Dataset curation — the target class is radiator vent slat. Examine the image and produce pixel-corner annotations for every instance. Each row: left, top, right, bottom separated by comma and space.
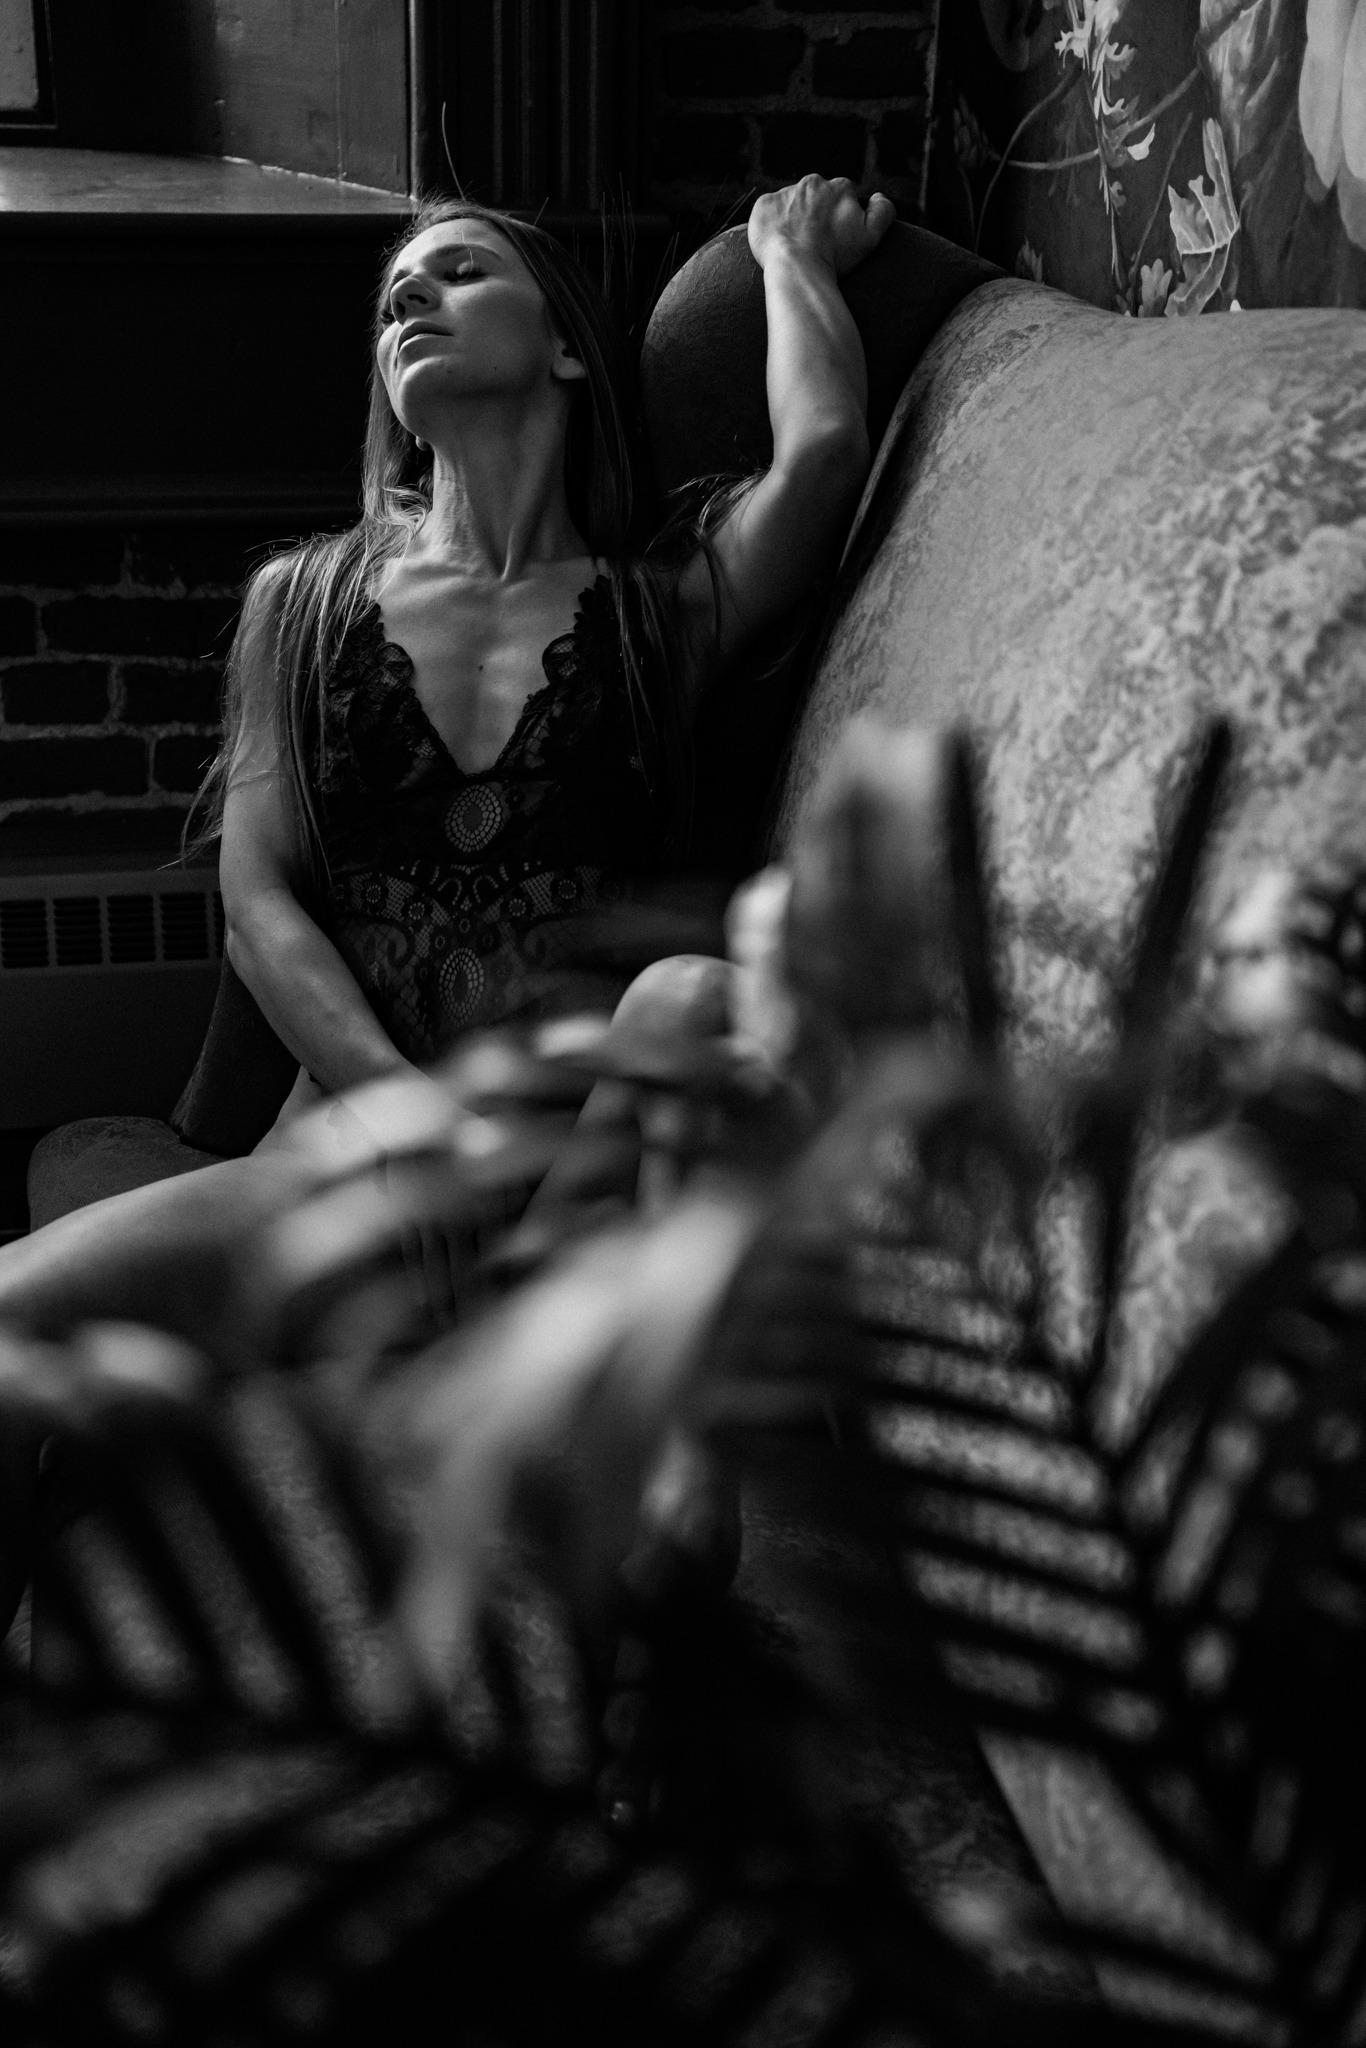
107, 895, 157, 965
0, 899, 49, 970
53, 897, 102, 966
0, 881, 223, 971
159, 893, 209, 961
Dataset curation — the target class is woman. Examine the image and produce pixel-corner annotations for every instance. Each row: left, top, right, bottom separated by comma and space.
0, 174, 892, 1346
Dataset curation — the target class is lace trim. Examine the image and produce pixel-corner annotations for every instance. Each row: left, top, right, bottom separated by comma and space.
322, 574, 621, 796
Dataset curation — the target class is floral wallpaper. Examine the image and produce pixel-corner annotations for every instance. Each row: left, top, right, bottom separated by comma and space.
922, 0, 1366, 313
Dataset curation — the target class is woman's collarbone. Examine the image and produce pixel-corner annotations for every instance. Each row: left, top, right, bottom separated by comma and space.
377, 562, 595, 771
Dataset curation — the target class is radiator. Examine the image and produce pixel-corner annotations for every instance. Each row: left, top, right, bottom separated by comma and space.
0, 861, 223, 1129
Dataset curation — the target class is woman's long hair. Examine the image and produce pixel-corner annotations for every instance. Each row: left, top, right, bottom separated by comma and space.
189, 198, 703, 892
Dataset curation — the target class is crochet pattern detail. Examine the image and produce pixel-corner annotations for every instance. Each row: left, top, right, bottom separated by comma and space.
316, 578, 663, 1060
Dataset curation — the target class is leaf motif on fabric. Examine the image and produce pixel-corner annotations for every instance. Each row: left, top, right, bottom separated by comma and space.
1343, 0, 1366, 178
1293, 0, 1366, 251
1297, 0, 1356, 184
1137, 258, 1173, 315
1199, 0, 1299, 170
1166, 117, 1242, 315
1197, 0, 1366, 292
1015, 239, 1045, 283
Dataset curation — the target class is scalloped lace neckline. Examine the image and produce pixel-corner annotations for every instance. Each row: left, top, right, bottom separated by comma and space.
364, 573, 609, 782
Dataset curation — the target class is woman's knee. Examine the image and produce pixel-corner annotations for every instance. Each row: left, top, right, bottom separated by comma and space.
610, 954, 733, 1047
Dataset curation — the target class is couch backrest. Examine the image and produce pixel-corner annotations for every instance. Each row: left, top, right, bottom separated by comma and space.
640, 221, 1000, 505
773, 280, 1366, 1066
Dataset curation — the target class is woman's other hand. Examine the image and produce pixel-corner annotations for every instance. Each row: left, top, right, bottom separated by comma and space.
748, 175, 895, 279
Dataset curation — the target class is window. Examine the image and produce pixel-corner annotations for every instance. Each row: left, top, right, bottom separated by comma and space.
0, 0, 50, 124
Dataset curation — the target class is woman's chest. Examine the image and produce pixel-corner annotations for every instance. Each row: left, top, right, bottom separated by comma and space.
374, 560, 596, 775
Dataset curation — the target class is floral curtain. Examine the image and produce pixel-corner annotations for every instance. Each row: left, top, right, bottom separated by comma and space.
922, 0, 1366, 314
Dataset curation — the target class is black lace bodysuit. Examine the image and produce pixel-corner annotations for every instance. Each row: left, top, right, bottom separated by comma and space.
316, 575, 666, 1064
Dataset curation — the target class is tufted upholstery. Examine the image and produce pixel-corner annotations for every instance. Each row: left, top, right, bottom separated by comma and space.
776, 279, 1366, 1061
766, 275, 1366, 1421
758, 269, 1366, 1976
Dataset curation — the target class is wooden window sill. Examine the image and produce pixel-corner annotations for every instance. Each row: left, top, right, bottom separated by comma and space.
0, 146, 409, 233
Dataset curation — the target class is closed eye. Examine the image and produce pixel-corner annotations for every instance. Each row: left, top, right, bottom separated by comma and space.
379, 248, 489, 325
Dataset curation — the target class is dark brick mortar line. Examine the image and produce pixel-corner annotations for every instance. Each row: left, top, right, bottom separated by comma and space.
653, 0, 934, 201
0, 796, 196, 820
659, 8, 925, 22
656, 90, 925, 107
0, 669, 223, 734
0, 725, 220, 738
0, 579, 242, 602
655, 118, 925, 197
0, 530, 256, 812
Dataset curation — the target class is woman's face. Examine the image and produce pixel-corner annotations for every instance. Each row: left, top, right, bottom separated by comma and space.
376, 219, 585, 439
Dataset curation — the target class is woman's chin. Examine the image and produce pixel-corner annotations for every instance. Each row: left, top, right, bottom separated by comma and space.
397, 362, 550, 422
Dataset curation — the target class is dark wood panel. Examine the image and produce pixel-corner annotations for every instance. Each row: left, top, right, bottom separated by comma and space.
0, 216, 399, 520
217, 0, 346, 179
338, 0, 410, 194
432, 0, 647, 210
442, 1, 497, 203
212, 0, 407, 190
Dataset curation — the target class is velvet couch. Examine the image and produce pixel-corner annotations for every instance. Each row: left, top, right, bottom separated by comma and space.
650, 230, 1366, 1976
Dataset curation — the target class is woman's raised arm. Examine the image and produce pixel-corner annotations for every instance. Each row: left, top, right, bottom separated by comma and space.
674, 174, 894, 701
218, 566, 421, 1096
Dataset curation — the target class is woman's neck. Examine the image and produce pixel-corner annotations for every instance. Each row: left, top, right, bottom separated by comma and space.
415, 391, 587, 580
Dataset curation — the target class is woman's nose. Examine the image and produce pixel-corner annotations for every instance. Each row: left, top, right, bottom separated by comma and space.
390, 274, 437, 322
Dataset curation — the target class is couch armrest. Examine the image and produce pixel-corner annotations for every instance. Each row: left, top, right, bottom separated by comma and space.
170, 956, 299, 1157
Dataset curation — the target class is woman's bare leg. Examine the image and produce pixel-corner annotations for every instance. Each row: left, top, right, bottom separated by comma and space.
0, 1056, 412, 1349
0, 1151, 315, 1347
0, 1148, 316, 1649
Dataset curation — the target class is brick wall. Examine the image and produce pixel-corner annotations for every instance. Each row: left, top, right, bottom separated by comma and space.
0, 526, 277, 858
651, 2, 936, 226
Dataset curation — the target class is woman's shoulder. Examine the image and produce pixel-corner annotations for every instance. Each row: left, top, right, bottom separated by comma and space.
232, 551, 301, 724
246, 535, 328, 606
243, 529, 356, 618
233, 533, 360, 737
238, 530, 380, 680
